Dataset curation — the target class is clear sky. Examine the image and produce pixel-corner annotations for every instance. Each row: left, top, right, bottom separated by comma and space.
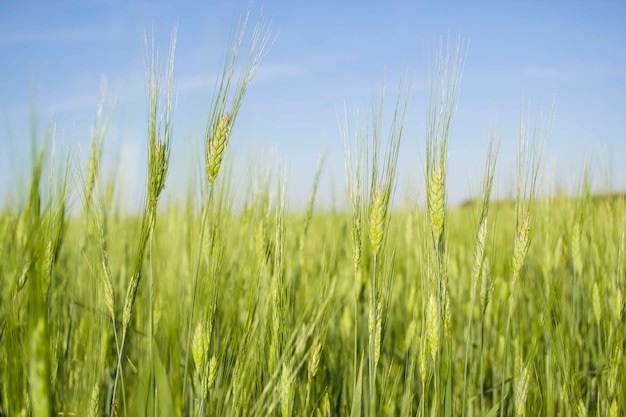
1, 0, 625, 211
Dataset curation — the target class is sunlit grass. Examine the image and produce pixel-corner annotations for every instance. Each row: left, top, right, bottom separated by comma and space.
0, 12, 624, 417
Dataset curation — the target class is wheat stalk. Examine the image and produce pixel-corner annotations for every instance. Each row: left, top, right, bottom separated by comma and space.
500, 105, 549, 417
29, 318, 52, 417
111, 30, 176, 412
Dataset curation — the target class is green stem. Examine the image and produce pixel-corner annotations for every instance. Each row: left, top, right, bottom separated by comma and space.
149, 232, 156, 417
370, 254, 378, 417
462, 281, 478, 417
499, 281, 516, 417
182, 189, 212, 408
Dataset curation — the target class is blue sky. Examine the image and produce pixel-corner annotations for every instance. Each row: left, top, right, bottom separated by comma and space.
1, 0, 625, 210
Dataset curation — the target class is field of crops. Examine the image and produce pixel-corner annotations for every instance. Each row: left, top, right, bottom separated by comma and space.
1, 13, 624, 417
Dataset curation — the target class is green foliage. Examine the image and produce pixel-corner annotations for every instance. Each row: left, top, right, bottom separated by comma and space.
1, 15, 625, 417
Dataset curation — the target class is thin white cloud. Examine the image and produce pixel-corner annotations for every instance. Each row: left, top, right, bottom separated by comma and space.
177, 73, 220, 93
255, 62, 309, 82
521, 62, 626, 81
295, 50, 359, 66
0, 26, 112, 44
521, 66, 564, 80
583, 62, 626, 79
49, 93, 102, 113
176, 62, 308, 94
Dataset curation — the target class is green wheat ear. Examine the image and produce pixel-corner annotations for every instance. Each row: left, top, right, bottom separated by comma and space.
88, 382, 101, 417
369, 188, 385, 257
428, 164, 444, 247
514, 362, 531, 417
511, 214, 531, 285
426, 292, 439, 363
206, 112, 231, 185
308, 341, 323, 380
192, 322, 207, 373
29, 318, 52, 417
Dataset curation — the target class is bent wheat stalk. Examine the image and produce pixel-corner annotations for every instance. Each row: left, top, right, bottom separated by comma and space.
111, 30, 176, 412
182, 8, 272, 407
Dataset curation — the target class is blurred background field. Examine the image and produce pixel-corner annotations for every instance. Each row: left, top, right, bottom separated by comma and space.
1, 2, 625, 417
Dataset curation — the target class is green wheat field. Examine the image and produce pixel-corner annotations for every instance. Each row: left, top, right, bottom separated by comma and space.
1, 12, 624, 417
